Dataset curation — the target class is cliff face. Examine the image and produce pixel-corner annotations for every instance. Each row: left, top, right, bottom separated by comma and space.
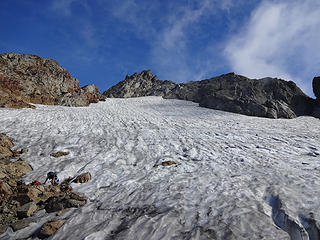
0, 53, 101, 108
166, 73, 313, 119
103, 71, 314, 119
313, 77, 320, 99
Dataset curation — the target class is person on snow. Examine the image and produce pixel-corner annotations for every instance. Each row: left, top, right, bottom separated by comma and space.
44, 171, 60, 185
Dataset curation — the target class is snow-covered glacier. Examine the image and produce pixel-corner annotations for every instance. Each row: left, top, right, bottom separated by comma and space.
0, 96, 319, 240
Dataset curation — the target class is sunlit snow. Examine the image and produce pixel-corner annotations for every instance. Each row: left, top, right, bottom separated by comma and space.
0, 97, 319, 239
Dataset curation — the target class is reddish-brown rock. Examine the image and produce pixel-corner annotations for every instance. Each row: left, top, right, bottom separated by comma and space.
161, 161, 177, 166
0, 90, 35, 109
72, 172, 91, 183
153, 160, 177, 167
50, 151, 69, 158
0, 53, 102, 108
81, 85, 102, 103
15, 185, 62, 205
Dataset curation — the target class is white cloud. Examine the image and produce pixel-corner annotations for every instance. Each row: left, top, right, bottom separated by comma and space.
160, 0, 212, 50
106, 0, 161, 39
150, 0, 219, 82
107, 0, 235, 82
225, 0, 320, 96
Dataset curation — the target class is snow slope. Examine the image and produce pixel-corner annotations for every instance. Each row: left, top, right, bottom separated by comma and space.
0, 96, 319, 240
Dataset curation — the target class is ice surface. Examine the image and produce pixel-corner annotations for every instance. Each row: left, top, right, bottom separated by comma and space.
0, 96, 319, 239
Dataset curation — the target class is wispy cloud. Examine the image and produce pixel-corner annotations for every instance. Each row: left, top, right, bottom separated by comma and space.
49, 0, 99, 50
50, 0, 78, 16
106, 0, 240, 82
106, 0, 161, 39
80, 23, 98, 48
150, 0, 224, 82
225, 0, 320, 96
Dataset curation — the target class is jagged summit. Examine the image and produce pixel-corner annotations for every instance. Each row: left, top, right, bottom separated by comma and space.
125, 70, 158, 81
103, 70, 176, 98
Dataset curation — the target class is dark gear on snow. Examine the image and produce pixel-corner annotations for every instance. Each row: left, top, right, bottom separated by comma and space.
44, 171, 60, 185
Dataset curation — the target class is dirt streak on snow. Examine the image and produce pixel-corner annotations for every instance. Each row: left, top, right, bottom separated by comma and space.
0, 97, 319, 240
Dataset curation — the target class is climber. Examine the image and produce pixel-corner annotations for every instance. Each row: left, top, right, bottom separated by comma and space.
44, 171, 60, 185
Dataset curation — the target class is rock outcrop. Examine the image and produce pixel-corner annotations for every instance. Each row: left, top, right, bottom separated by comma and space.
0, 93, 35, 109
50, 151, 69, 158
72, 172, 91, 183
312, 77, 320, 118
0, 133, 15, 160
38, 219, 66, 239
103, 71, 314, 119
0, 134, 33, 233
17, 202, 38, 218
103, 70, 176, 98
44, 192, 88, 213
0, 53, 102, 108
312, 77, 320, 99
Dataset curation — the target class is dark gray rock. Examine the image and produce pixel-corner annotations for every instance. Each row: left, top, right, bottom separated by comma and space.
17, 202, 38, 219
103, 71, 313, 119
11, 218, 36, 232
45, 192, 87, 213
312, 106, 320, 118
0, 224, 7, 235
103, 70, 176, 98
191, 74, 312, 119
312, 76, 320, 99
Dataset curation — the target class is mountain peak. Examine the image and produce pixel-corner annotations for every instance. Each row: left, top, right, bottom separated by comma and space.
125, 70, 158, 82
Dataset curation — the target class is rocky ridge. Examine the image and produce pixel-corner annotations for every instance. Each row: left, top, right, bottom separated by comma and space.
0, 53, 103, 109
103, 70, 315, 119
1, 52, 317, 119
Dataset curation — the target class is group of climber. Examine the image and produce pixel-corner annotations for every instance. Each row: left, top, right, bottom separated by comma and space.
31, 171, 59, 186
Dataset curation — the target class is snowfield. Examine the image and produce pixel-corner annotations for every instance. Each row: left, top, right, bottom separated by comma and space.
0, 96, 320, 240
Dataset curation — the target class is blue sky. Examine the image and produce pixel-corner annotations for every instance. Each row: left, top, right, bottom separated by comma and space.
1, 0, 319, 97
